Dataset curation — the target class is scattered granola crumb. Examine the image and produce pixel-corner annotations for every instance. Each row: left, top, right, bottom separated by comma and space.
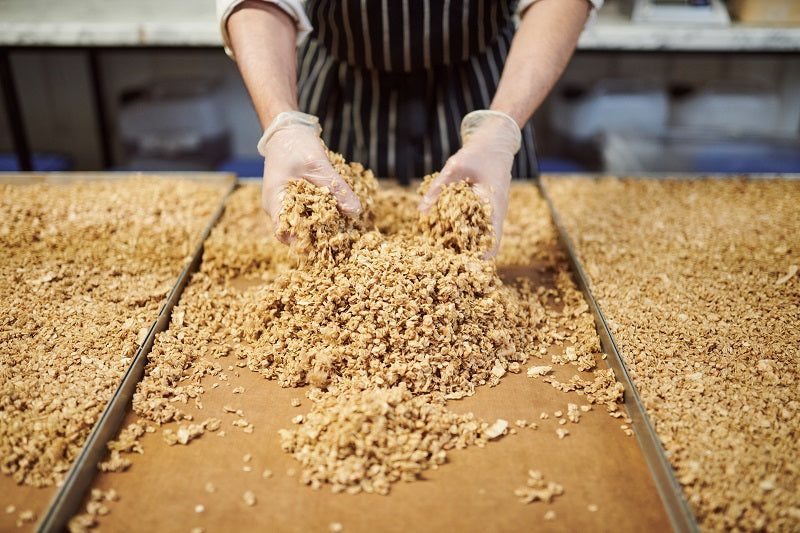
556, 428, 569, 439
204, 482, 216, 493
567, 404, 581, 423
232, 386, 245, 394
243, 491, 256, 507
204, 418, 222, 432
67, 513, 96, 533
162, 423, 206, 446
262, 469, 273, 479
544, 510, 556, 521
514, 470, 564, 504
16, 510, 36, 528
329, 522, 344, 533
527, 365, 552, 377
194, 504, 205, 513
484, 419, 509, 440
243, 453, 252, 463
588, 504, 598, 512
290, 398, 302, 407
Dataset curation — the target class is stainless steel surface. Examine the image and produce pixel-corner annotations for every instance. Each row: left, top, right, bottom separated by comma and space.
538, 178, 700, 533
32, 175, 235, 532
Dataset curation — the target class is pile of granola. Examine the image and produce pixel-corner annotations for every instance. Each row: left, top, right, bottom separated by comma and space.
126, 154, 622, 499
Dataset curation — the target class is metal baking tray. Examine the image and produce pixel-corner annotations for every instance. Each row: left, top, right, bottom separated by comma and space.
535, 173, 800, 533
0, 172, 235, 532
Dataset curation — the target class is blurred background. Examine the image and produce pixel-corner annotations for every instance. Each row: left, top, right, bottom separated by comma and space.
0, 0, 798, 176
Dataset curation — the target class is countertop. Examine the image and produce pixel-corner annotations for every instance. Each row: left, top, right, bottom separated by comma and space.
0, 0, 799, 51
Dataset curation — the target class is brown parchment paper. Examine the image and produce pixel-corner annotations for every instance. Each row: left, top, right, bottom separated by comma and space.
82, 259, 671, 532
0, 478, 49, 531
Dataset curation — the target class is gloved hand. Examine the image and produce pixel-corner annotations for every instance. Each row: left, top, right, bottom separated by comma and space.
418, 110, 521, 257
258, 111, 362, 243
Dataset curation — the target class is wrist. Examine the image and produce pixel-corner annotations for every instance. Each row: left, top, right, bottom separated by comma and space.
461, 110, 522, 154
257, 111, 321, 156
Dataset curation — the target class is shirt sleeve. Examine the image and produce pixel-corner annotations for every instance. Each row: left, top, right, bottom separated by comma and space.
516, 0, 604, 23
216, 0, 313, 59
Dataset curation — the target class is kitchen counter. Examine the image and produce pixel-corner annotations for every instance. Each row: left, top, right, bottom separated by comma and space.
1, 0, 799, 51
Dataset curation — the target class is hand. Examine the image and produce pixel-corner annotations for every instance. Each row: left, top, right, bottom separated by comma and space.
258, 111, 362, 243
418, 110, 521, 257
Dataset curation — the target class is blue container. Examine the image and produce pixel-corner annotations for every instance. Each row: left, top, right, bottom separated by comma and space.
216, 157, 263, 178
0, 153, 73, 172
692, 141, 800, 173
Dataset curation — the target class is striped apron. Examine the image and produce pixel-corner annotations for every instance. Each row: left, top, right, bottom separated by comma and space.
297, 0, 538, 181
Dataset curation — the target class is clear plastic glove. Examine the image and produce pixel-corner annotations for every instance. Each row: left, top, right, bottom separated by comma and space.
257, 111, 362, 243
418, 110, 521, 257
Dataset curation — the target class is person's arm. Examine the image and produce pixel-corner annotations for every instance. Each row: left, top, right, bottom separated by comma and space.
227, 2, 299, 129
490, 0, 591, 127
225, 2, 361, 241
419, 0, 593, 257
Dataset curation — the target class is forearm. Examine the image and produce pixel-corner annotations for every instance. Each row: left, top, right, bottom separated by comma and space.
227, 1, 299, 129
490, 0, 591, 128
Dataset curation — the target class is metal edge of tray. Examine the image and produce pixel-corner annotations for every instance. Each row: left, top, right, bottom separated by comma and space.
537, 171, 800, 181
536, 178, 699, 533
0, 171, 240, 186
36, 178, 237, 533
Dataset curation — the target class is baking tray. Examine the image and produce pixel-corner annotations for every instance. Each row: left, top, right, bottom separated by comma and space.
538, 171, 800, 531
0, 172, 235, 532
69, 181, 674, 533
537, 173, 747, 533
0, 171, 237, 185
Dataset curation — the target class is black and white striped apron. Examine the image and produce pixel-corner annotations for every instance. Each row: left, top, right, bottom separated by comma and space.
297, 0, 538, 180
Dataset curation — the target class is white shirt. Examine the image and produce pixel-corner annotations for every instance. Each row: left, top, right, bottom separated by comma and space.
216, 0, 604, 59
